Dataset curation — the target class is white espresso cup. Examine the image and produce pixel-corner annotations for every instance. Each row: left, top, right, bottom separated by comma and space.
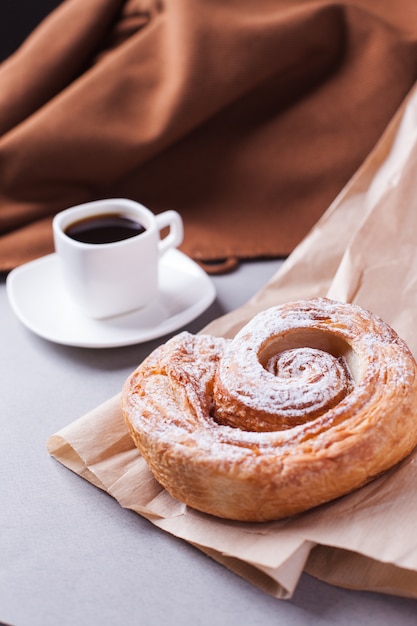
53, 198, 183, 319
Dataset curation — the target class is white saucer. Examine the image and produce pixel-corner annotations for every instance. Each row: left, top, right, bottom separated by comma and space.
6, 250, 216, 348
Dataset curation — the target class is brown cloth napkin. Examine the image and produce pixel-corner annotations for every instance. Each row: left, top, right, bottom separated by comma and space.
48, 81, 417, 599
2, 0, 417, 273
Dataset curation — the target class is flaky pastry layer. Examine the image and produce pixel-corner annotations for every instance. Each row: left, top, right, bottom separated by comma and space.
121, 298, 417, 522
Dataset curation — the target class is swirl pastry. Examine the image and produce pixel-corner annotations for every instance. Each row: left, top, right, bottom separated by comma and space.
121, 298, 417, 522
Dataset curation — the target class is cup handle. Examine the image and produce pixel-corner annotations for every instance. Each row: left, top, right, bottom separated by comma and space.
156, 210, 184, 256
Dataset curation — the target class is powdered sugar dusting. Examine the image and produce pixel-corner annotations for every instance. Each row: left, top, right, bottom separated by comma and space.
123, 298, 417, 463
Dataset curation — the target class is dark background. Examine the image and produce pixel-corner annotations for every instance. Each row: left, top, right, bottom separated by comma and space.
0, 0, 63, 61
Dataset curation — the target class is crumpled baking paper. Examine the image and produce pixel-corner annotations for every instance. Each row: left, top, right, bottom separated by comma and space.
48, 82, 417, 599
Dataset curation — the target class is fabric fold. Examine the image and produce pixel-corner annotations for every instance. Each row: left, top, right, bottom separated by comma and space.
3, 0, 417, 271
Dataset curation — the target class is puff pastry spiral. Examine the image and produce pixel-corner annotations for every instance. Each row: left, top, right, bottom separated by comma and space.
122, 298, 417, 522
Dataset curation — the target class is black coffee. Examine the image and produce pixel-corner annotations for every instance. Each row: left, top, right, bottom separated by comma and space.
65, 213, 146, 244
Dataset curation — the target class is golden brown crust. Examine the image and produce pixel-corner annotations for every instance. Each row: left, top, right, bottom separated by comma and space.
121, 298, 417, 522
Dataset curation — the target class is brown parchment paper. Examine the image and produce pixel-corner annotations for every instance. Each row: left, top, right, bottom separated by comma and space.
48, 82, 417, 600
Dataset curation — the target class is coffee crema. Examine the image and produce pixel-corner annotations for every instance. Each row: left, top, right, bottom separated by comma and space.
65, 213, 146, 244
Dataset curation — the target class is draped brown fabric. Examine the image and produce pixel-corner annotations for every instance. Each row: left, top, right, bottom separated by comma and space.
1, 0, 417, 273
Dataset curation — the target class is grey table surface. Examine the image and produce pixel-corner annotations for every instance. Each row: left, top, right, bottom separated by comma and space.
1, 258, 417, 626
